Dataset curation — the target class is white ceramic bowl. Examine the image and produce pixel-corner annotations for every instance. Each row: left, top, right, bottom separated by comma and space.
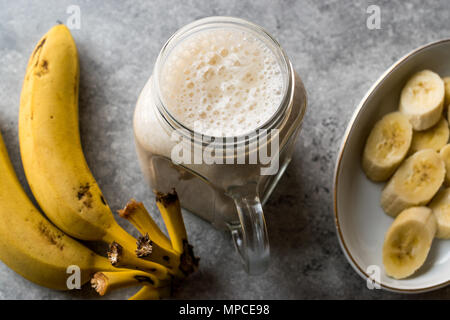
334, 39, 450, 293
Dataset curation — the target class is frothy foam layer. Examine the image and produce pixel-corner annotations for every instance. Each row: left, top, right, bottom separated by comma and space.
160, 28, 284, 137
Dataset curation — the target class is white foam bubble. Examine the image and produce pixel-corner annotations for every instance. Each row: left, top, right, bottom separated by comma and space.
160, 28, 284, 137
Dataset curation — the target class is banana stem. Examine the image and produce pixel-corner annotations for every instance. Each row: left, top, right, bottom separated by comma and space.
91, 270, 170, 296
118, 199, 172, 250
106, 241, 171, 280
136, 234, 186, 279
128, 285, 171, 300
155, 189, 187, 254
105, 220, 180, 271
117, 199, 181, 270
155, 189, 200, 276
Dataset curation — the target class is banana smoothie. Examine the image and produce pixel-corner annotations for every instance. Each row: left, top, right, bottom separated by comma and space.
134, 17, 306, 271
159, 28, 284, 137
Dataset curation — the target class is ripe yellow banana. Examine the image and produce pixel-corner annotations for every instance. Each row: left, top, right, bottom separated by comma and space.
428, 188, 450, 239
91, 269, 170, 296
156, 190, 199, 275
382, 207, 436, 279
399, 70, 445, 131
155, 190, 187, 254
362, 112, 412, 182
380, 149, 445, 217
409, 117, 449, 154
18, 25, 171, 276
0, 130, 120, 290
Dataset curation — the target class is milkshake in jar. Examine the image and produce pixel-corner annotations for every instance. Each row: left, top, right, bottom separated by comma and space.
134, 17, 306, 274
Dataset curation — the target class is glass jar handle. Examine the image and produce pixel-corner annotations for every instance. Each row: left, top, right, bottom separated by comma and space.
227, 184, 270, 275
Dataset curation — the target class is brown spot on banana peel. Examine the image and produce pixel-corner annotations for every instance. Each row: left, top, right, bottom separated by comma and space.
83, 197, 93, 208
38, 221, 65, 251
77, 183, 90, 200
41, 60, 48, 70
32, 38, 46, 59
34, 59, 49, 78
77, 183, 93, 208
26, 39, 47, 121
134, 275, 155, 286
32, 46, 49, 79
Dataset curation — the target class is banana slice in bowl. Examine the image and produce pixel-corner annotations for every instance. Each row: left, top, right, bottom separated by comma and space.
381, 149, 445, 217
362, 112, 412, 182
399, 70, 445, 131
334, 39, 450, 293
383, 207, 437, 280
409, 117, 449, 154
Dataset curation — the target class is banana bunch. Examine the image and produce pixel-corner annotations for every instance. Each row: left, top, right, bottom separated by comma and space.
0, 131, 160, 292
362, 69, 450, 279
19, 24, 174, 278
0, 24, 198, 299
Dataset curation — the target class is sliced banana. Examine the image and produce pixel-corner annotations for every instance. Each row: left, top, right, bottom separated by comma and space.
362, 112, 412, 182
382, 206, 436, 279
409, 117, 449, 154
428, 188, 450, 239
443, 77, 450, 108
381, 149, 445, 217
399, 70, 445, 131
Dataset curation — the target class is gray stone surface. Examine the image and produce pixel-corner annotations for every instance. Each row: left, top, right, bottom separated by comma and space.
0, 0, 449, 299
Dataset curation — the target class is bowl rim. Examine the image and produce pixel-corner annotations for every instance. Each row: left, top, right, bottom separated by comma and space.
333, 38, 450, 294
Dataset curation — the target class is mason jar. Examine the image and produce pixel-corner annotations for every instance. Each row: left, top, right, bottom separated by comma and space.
134, 17, 307, 274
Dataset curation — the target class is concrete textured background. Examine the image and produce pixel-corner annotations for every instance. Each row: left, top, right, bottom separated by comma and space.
0, 0, 449, 299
